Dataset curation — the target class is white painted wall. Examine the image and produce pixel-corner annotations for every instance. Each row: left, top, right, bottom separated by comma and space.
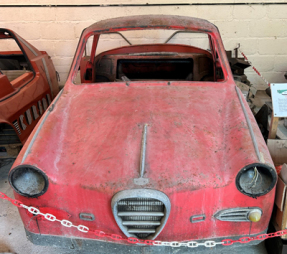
0, 2, 286, 87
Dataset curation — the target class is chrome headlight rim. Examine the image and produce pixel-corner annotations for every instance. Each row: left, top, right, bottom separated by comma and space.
9, 164, 49, 198
235, 163, 277, 198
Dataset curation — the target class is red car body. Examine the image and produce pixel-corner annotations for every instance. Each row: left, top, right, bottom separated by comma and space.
9, 16, 277, 251
0, 29, 59, 157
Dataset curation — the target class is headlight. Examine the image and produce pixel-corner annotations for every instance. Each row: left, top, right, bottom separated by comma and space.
236, 163, 277, 198
9, 165, 49, 198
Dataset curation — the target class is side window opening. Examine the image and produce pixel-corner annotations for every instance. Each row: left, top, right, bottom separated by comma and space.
0, 32, 32, 83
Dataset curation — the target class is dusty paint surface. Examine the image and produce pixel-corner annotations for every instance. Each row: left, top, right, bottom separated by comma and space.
14, 81, 275, 241
11, 16, 276, 243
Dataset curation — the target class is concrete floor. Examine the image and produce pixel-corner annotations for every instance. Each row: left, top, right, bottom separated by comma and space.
0, 159, 269, 254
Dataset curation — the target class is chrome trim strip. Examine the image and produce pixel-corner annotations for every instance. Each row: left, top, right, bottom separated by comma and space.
79, 213, 95, 221
140, 123, 148, 177
122, 221, 161, 226
17, 36, 38, 56
134, 124, 149, 185
235, 86, 261, 162
190, 214, 206, 223
41, 58, 54, 99
118, 211, 164, 216
21, 89, 63, 163
128, 229, 156, 233
214, 207, 262, 222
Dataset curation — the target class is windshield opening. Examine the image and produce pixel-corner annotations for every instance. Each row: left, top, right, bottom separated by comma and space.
74, 29, 225, 84
0, 35, 33, 83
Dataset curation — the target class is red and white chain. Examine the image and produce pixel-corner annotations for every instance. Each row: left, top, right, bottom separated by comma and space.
238, 44, 270, 87
1, 191, 286, 248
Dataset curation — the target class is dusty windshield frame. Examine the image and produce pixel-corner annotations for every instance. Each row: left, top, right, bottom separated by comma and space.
0, 31, 34, 73
83, 30, 212, 58
69, 16, 230, 84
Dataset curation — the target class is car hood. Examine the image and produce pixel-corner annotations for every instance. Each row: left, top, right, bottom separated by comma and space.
18, 81, 272, 194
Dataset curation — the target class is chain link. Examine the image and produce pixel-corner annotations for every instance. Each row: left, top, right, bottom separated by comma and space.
1, 191, 286, 248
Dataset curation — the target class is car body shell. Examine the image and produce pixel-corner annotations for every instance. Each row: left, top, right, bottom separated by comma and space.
0, 29, 59, 151
9, 16, 277, 248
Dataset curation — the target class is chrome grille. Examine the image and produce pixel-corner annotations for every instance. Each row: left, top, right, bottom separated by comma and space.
111, 189, 171, 240
117, 198, 164, 239
214, 207, 262, 222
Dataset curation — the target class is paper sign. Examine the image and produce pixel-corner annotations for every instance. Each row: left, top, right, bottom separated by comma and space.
271, 83, 287, 117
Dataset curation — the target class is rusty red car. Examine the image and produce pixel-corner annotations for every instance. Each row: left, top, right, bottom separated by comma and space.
0, 28, 59, 158
8, 16, 277, 252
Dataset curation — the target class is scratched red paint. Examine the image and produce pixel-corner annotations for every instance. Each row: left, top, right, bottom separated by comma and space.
10, 16, 276, 244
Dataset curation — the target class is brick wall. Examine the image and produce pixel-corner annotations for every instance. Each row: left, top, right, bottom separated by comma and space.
0, 3, 286, 87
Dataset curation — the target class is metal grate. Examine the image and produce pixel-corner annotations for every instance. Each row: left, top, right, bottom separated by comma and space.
214, 207, 261, 222
112, 189, 171, 240
117, 198, 165, 239
0, 123, 21, 144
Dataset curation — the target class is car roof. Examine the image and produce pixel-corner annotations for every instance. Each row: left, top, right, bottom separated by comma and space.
84, 15, 218, 35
